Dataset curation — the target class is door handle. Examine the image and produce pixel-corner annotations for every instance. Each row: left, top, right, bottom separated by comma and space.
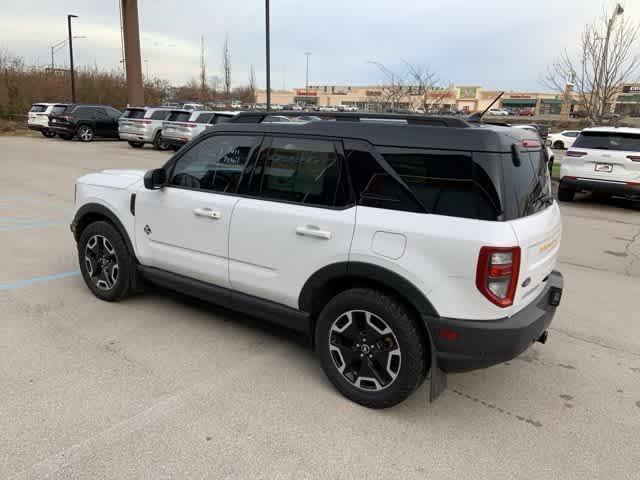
296, 225, 331, 240
193, 207, 221, 220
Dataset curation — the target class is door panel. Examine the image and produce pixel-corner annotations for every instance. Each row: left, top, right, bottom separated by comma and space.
229, 199, 356, 308
135, 187, 237, 287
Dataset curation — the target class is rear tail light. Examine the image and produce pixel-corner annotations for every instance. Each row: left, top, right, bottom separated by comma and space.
566, 150, 587, 157
521, 140, 542, 149
476, 246, 521, 308
175, 122, 197, 128
626, 155, 640, 162
132, 119, 153, 125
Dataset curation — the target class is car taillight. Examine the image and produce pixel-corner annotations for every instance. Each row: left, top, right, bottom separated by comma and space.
566, 150, 587, 157
626, 155, 640, 162
521, 140, 542, 149
476, 246, 521, 308
132, 119, 153, 125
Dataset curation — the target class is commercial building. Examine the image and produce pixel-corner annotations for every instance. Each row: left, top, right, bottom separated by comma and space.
256, 82, 640, 116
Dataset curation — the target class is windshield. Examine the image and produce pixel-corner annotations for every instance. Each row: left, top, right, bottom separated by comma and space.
573, 131, 640, 152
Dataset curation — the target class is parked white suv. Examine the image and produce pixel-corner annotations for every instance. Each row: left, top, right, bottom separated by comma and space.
71, 112, 563, 408
487, 108, 510, 116
27, 103, 68, 137
559, 127, 640, 201
161, 110, 237, 149
548, 130, 581, 150
118, 107, 173, 150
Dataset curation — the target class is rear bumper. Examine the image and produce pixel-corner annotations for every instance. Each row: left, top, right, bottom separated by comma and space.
50, 125, 74, 135
28, 123, 49, 132
560, 177, 640, 197
161, 137, 187, 148
119, 131, 153, 143
427, 271, 563, 373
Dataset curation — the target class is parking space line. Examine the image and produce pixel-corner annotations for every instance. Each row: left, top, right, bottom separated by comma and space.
0, 270, 80, 291
0, 221, 68, 232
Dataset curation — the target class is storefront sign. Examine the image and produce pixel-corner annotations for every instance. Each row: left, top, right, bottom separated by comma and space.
458, 87, 478, 99
622, 85, 640, 93
295, 90, 317, 96
366, 90, 382, 97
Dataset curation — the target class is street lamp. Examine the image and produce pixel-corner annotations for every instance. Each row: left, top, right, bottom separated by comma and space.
596, 3, 624, 115
265, 0, 271, 110
305, 52, 312, 106
67, 14, 78, 103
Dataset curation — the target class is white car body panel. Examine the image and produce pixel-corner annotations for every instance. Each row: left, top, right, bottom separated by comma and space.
549, 130, 581, 149
118, 108, 172, 144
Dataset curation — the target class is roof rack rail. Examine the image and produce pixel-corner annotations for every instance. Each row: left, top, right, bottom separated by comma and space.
228, 111, 471, 128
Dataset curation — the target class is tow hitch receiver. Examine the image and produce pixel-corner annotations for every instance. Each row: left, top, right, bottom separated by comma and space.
537, 330, 549, 344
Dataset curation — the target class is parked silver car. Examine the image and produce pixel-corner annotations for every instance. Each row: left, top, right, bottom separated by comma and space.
160, 110, 237, 149
118, 107, 174, 150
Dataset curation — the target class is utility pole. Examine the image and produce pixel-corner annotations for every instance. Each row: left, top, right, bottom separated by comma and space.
121, 0, 144, 106
305, 52, 311, 106
265, 0, 271, 110
200, 36, 206, 103
67, 14, 78, 103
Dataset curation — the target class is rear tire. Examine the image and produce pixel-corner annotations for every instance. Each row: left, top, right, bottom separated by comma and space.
128, 140, 144, 148
553, 140, 564, 150
153, 131, 170, 151
77, 125, 95, 142
60, 134, 73, 140
77, 221, 135, 302
315, 288, 428, 408
558, 184, 575, 202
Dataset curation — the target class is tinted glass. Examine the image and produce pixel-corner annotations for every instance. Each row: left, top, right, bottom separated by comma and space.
150, 110, 169, 120
29, 105, 47, 113
573, 131, 640, 152
94, 109, 108, 119
169, 135, 257, 193
194, 112, 214, 123
501, 148, 551, 219
51, 105, 68, 115
106, 107, 122, 118
380, 148, 500, 220
123, 108, 145, 119
246, 138, 347, 207
72, 107, 95, 117
212, 115, 233, 124
168, 111, 191, 122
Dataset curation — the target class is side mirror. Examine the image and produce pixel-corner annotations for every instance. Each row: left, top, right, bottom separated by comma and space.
144, 169, 167, 190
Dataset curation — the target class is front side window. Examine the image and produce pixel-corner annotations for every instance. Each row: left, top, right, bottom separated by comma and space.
244, 138, 349, 207
94, 109, 108, 119
168, 135, 258, 193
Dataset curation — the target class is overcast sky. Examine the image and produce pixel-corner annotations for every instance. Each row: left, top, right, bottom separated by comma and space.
1, 0, 638, 91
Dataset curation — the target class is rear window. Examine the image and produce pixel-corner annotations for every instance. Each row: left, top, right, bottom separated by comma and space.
167, 111, 191, 122
122, 108, 146, 119
51, 105, 68, 115
573, 131, 640, 152
29, 104, 48, 113
501, 148, 552, 220
194, 112, 214, 123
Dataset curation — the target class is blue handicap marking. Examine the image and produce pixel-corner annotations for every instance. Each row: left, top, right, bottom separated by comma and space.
0, 270, 81, 291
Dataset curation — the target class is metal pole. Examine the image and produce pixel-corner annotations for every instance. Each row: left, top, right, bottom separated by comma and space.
67, 15, 77, 103
122, 0, 145, 106
51, 46, 54, 70
597, 4, 623, 116
265, 0, 271, 110
305, 52, 311, 106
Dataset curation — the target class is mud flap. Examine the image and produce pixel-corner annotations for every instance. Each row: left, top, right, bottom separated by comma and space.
424, 319, 447, 401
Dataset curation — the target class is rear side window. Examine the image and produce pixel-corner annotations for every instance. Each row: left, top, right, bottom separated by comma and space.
150, 110, 169, 120
573, 131, 640, 152
194, 112, 214, 123
72, 107, 96, 117
501, 148, 551, 219
123, 108, 146, 119
168, 111, 191, 122
379, 148, 500, 220
244, 138, 349, 208
29, 104, 48, 113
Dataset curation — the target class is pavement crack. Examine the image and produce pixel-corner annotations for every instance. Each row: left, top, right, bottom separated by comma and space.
549, 327, 640, 358
451, 389, 543, 428
623, 227, 640, 276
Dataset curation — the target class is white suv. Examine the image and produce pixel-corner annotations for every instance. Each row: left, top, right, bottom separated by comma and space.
27, 103, 68, 137
559, 127, 640, 201
548, 130, 581, 150
161, 110, 237, 149
71, 112, 563, 408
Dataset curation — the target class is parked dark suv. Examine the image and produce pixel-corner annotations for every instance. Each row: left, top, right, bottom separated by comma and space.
49, 105, 122, 141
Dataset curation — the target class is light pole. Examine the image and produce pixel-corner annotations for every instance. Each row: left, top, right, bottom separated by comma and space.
265, 0, 271, 110
597, 3, 624, 116
50, 36, 86, 70
305, 52, 311, 106
67, 14, 78, 103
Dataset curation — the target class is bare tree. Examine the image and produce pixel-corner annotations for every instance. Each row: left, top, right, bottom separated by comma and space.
367, 60, 445, 112
544, 3, 639, 122
248, 65, 256, 104
222, 34, 232, 104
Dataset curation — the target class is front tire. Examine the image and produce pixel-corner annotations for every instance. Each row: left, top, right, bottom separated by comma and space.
77, 125, 95, 142
316, 288, 428, 408
153, 131, 170, 151
78, 221, 134, 302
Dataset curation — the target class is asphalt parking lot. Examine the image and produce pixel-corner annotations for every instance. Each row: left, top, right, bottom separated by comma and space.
1, 135, 639, 480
